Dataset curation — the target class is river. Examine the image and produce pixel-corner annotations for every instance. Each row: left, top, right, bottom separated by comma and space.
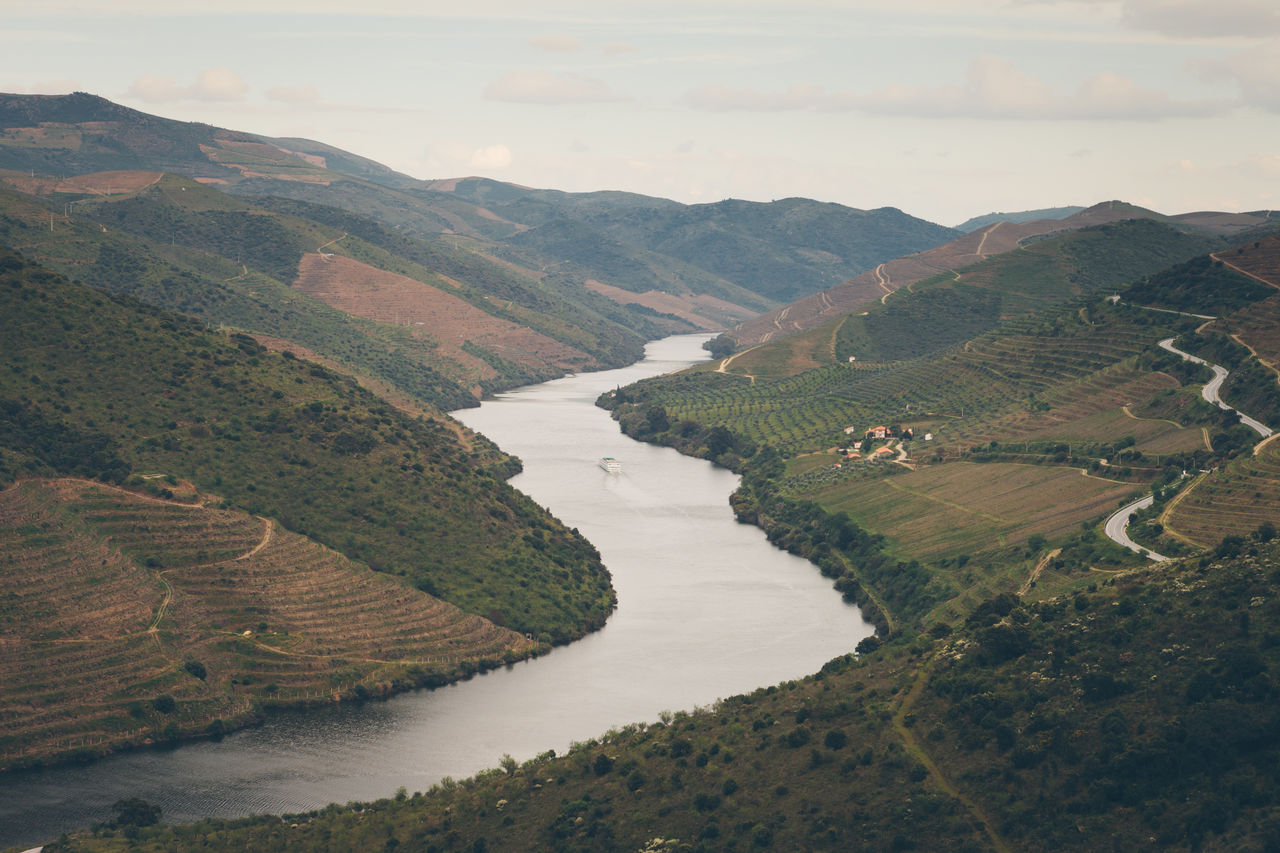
0, 334, 872, 848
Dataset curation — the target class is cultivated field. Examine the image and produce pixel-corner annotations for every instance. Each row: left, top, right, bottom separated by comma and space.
0, 478, 532, 768
809, 462, 1136, 563
1163, 439, 1280, 546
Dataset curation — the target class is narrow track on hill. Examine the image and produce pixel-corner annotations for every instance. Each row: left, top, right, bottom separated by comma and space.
893, 654, 1014, 853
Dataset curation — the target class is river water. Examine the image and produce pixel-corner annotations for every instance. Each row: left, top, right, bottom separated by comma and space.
0, 334, 871, 848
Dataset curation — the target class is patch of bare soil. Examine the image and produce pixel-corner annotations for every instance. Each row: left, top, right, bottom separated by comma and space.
585, 279, 754, 330
293, 253, 596, 381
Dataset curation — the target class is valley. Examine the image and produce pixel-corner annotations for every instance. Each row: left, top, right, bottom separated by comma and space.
2, 90, 1280, 852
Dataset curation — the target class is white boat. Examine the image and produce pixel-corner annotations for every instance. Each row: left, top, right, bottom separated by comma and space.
598, 456, 622, 473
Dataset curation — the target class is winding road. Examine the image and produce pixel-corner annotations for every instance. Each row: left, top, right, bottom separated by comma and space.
1102, 335, 1274, 560
1158, 338, 1273, 437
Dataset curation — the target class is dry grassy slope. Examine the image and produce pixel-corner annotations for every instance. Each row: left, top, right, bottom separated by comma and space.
1163, 438, 1280, 546
583, 278, 757, 330
0, 477, 532, 769
292, 252, 597, 386
730, 201, 1236, 348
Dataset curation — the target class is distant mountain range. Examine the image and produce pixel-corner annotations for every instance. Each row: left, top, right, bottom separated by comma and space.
0, 92, 958, 407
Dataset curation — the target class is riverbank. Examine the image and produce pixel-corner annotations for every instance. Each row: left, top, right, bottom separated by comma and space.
0, 335, 871, 849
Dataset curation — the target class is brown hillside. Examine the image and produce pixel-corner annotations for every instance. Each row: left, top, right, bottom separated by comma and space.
732, 202, 1180, 347
584, 278, 755, 330
1218, 234, 1280, 374
293, 252, 597, 389
0, 168, 161, 196
0, 478, 532, 769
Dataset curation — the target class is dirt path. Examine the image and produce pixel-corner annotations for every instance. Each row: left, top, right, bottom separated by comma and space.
1020, 547, 1062, 596
974, 222, 1001, 258
316, 232, 347, 253
893, 654, 1014, 853
1210, 253, 1280, 291
716, 345, 759, 384
874, 264, 893, 304
237, 517, 274, 560
1158, 472, 1209, 548
1121, 405, 1182, 430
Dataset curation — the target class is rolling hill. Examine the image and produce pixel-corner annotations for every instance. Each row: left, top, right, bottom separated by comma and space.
0, 245, 619, 764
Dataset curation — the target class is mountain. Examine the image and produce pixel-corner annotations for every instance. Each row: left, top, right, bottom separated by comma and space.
0, 92, 960, 360
727, 201, 1275, 349
955, 205, 1084, 232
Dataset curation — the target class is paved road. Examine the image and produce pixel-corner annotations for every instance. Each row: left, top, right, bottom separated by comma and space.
1158, 337, 1274, 437
1105, 494, 1167, 562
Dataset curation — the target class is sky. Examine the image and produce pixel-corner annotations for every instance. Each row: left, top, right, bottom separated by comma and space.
3, 0, 1279, 226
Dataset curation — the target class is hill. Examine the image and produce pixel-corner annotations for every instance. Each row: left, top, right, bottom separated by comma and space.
600, 228, 1276, 631
49, 537, 1280, 852
0, 477, 532, 770
954, 205, 1084, 232
729, 202, 1275, 349
0, 92, 961, 340
0, 246, 613, 648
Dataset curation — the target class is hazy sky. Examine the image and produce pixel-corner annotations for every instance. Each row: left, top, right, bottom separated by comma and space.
4, 0, 1278, 225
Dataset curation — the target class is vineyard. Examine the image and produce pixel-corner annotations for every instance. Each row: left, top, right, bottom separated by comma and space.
1162, 439, 1280, 546
637, 307, 1179, 459
0, 478, 532, 769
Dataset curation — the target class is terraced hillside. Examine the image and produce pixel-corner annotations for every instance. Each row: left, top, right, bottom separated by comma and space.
0, 478, 530, 769
605, 233, 1280, 635
57, 540, 1280, 852
1162, 439, 1280, 546
728, 202, 1242, 348
0, 246, 613, 650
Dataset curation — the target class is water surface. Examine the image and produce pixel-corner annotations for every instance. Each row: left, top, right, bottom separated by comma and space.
0, 334, 871, 847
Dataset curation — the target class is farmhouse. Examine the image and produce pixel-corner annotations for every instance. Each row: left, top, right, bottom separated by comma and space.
868, 425, 889, 440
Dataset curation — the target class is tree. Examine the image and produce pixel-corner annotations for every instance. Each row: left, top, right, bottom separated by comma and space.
111, 797, 161, 827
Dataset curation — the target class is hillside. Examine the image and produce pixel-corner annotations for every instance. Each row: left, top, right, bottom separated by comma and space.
730, 202, 1273, 349
601, 230, 1277, 631
955, 205, 1084, 232
0, 93, 962, 336
49, 537, 1280, 852
0, 247, 614, 650
0, 477, 531, 770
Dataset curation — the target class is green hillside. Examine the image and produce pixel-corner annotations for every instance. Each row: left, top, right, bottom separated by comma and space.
0, 246, 613, 644
601, 227, 1276, 632
50, 537, 1280, 852
0, 184, 481, 409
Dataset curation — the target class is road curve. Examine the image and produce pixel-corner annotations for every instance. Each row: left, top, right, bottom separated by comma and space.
1158, 338, 1274, 437
1104, 495, 1168, 562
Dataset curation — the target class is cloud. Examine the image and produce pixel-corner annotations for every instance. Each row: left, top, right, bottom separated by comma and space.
530, 34, 581, 52
470, 144, 513, 169
190, 67, 250, 101
602, 42, 637, 56
1119, 0, 1280, 38
484, 70, 627, 104
126, 67, 248, 104
684, 55, 1226, 120
1190, 42, 1280, 112
266, 84, 323, 104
